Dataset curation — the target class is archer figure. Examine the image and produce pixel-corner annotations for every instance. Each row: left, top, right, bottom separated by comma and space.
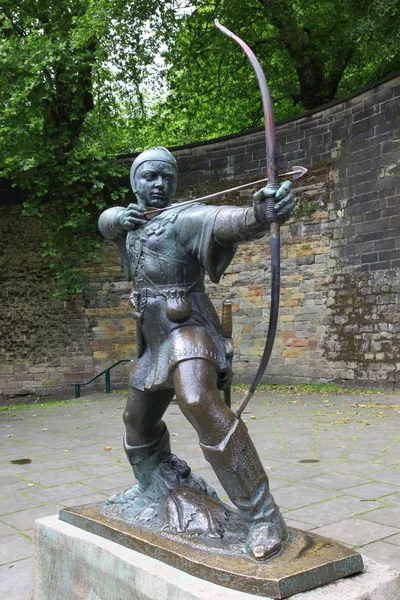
99, 146, 295, 559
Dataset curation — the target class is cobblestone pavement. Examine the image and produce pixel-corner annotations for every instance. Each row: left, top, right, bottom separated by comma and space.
1, 389, 400, 599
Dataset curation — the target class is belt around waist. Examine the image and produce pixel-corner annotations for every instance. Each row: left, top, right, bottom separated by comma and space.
136, 284, 204, 298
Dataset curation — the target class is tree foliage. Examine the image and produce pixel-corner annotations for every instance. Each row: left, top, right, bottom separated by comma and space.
0, 0, 175, 296
153, 0, 400, 144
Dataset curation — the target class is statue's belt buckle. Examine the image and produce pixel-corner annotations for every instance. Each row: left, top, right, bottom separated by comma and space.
162, 287, 187, 300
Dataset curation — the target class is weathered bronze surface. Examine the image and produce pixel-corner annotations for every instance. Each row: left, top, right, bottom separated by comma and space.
60, 502, 364, 599
97, 144, 295, 561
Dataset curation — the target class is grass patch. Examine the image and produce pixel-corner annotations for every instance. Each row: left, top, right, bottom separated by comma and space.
231, 382, 393, 396
0, 399, 78, 412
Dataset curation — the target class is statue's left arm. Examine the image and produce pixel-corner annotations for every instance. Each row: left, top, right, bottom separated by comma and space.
213, 180, 294, 246
98, 206, 145, 282
98, 204, 147, 240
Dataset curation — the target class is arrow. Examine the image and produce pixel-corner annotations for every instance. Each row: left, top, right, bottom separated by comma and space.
144, 166, 307, 220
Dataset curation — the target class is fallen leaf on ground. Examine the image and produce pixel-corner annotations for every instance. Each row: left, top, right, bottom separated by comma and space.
103, 446, 112, 451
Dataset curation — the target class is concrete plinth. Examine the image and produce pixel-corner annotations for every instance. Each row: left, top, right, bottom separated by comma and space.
33, 515, 400, 600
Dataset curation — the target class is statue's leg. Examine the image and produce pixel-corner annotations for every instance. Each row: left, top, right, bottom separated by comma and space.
173, 359, 286, 560
121, 387, 189, 494
123, 386, 172, 447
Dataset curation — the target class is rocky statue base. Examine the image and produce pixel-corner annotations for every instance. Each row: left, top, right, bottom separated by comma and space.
101, 457, 237, 540
34, 515, 400, 600
58, 493, 363, 599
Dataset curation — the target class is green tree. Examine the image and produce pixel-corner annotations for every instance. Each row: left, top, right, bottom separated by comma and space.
0, 0, 176, 296
152, 0, 400, 144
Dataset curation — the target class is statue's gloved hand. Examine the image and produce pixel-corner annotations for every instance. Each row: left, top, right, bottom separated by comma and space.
119, 203, 147, 230
253, 180, 295, 226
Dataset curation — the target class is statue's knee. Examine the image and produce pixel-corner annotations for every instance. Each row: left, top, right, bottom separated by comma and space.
123, 409, 133, 426
123, 406, 142, 429
178, 389, 203, 415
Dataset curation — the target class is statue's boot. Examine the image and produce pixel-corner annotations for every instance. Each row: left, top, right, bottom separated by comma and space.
108, 424, 191, 503
200, 418, 286, 560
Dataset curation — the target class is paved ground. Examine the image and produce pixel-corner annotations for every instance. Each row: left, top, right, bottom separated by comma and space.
1, 388, 400, 599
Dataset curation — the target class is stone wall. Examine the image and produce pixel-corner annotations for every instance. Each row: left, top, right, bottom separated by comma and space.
0, 73, 399, 402
0, 209, 134, 401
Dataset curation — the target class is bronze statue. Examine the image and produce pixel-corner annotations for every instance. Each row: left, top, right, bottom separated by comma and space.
98, 146, 295, 560
60, 24, 364, 596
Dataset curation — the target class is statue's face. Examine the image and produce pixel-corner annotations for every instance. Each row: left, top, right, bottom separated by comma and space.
134, 161, 177, 209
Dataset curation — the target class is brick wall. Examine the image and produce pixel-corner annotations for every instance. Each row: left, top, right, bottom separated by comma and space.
0, 73, 399, 401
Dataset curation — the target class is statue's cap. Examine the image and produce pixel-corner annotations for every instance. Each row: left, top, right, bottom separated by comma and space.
130, 146, 178, 190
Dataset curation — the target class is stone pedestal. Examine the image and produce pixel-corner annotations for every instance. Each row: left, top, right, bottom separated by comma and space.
33, 515, 400, 600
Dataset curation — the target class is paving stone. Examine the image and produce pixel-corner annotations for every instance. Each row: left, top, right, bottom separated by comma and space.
386, 533, 400, 547
380, 491, 400, 506
15, 457, 86, 472
305, 473, 371, 490
2, 503, 61, 531
282, 517, 317, 531
0, 465, 30, 477
272, 484, 339, 510
0, 475, 26, 487
250, 458, 286, 471
371, 469, 400, 485
0, 494, 43, 516
267, 476, 298, 489
312, 517, 400, 546
18, 468, 93, 487
63, 454, 116, 466
76, 463, 129, 477
60, 492, 109, 508
0, 480, 39, 498
0, 522, 17, 538
267, 464, 327, 481
25, 483, 99, 504
0, 533, 32, 565
346, 482, 400, 499
322, 462, 383, 476
286, 496, 379, 527
82, 471, 138, 492
360, 540, 400, 570
344, 451, 381, 461
0, 557, 32, 600
361, 506, 400, 528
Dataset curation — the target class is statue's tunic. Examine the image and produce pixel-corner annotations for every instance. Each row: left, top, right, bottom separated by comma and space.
99, 203, 263, 392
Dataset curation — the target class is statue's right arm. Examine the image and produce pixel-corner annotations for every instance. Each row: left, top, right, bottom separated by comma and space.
98, 204, 147, 239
